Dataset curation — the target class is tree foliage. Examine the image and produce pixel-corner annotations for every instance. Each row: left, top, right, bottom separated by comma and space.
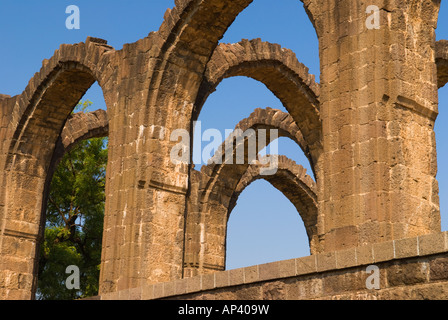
37, 101, 108, 300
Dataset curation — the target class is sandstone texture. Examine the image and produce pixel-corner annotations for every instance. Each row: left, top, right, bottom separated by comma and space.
0, 0, 447, 300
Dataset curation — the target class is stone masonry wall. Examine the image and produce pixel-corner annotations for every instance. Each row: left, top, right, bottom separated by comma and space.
98, 231, 448, 300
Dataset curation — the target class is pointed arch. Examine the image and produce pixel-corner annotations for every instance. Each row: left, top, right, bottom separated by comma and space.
196, 39, 320, 114
185, 153, 317, 275
184, 107, 319, 276
229, 155, 318, 250
48, 109, 109, 203
56, 109, 109, 160
156, 0, 320, 65
195, 39, 321, 167
3, 38, 114, 172
145, 0, 321, 146
201, 107, 316, 202
0, 38, 115, 299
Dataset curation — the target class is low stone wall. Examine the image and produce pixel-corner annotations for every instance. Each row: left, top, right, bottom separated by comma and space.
98, 231, 448, 300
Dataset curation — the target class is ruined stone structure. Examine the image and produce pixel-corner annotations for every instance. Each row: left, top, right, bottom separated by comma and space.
1, 0, 448, 300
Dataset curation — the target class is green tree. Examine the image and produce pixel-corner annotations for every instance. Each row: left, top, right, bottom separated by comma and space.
37, 101, 108, 300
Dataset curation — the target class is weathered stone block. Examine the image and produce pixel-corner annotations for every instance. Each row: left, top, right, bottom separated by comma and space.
335, 247, 357, 269
243, 265, 259, 284
394, 237, 418, 259
295, 255, 317, 275
356, 244, 374, 266
419, 232, 446, 256
317, 252, 336, 272
278, 259, 296, 278
429, 256, 448, 281
215, 271, 229, 288
373, 241, 395, 263
186, 276, 201, 294
259, 262, 281, 281
386, 261, 429, 287
228, 268, 244, 286
262, 281, 286, 300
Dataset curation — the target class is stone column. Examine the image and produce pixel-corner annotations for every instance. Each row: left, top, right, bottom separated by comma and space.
99, 37, 191, 294
315, 0, 441, 251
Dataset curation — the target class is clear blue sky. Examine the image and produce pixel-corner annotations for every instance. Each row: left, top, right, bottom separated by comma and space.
0, 1, 447, 271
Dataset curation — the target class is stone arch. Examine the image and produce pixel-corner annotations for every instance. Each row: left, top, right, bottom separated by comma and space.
46, 108, 109, 215
194, 39, 321, 167
437, 40, 448, 89
228, 155, 318, 252
46, 108, 109, 190
206, 106, 313, 170
43, 108, 109, 222
55, 109, 109, 163
184, 107, 318, 275
156, 0, 320, 62
195, 39, 320, 114
0, 38, 115, 299
201, 107, 316, 203
185, 153, 317, 275
141, 5, 323, 280
145, 0, 321, 140
4, 38, 113, 171
38, 109, 109, 298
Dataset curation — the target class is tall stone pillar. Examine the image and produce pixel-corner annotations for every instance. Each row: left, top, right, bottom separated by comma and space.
315, 0, 441, 251
99, 38, 189, 294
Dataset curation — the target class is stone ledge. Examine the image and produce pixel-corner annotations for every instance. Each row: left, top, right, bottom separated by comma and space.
99, 231, 448, 300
